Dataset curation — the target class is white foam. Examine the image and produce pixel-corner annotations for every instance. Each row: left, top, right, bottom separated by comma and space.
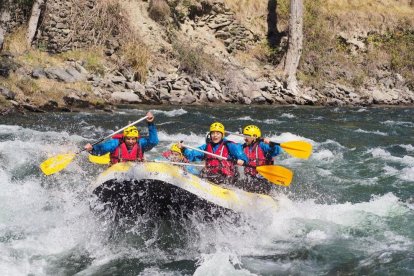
0, 173, 102, 275
355, 129, 388, 136
280, 113, 295, 119
383, 165, 398, 175
152, 108, 188, 117
319, 139, 347, 149
184, 192, 411, 268
238, 116, 253, 121
263, 193, 410, 252
306, 230, 329, 244
194, 252, 254, 276
269, 132, 313, 144
263, 119, 284, 124
0, 124, 114, 274
400, 144, 414, 152
318, 168, 332, 176
312, 149, 337, 161
367, 148, 414, 165
236, 116, 284, 125
157, 131, 205, 145
399, 166, 414, 181
368, 148, 391, 158
311, 116, 324, 120
381, 120, 414, 127
0, 125, 21, 134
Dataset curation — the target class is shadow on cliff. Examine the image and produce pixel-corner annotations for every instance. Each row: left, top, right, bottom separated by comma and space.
267, 0, 286, 48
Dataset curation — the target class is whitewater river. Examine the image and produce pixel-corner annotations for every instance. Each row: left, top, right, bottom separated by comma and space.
0, 106, 413, 275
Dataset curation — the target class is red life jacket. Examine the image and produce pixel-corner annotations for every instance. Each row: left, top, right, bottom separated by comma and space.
162, 151, 189, 163
205, 141, 235, 177
110, 134, 144, 164
243, 142, 273, 176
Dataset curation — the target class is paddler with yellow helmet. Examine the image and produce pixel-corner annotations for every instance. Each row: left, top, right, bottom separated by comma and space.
239, 124, 282, 194
162, 143, 189, 163
84, 111, 158, 164
179, 122, 248, 184
161, 143, 200, 175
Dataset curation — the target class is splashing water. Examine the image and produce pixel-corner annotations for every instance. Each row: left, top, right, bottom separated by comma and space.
0, 106, 413, 275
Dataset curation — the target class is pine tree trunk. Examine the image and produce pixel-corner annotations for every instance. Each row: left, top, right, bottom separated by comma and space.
26, 0, 46, 48
283, 0, 303, 95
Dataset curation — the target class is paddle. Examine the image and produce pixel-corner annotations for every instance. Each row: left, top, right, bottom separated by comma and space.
152, 160, 205, 167
181, 143, 293, 186
88, 152, 110, 164
40, 116, 148, 175
225, 131, 312, 159
87, 158, 205, 167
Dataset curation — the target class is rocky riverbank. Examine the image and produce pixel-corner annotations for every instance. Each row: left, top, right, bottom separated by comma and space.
1, 53, 414, 115
1, 0, 413, 114
2, 46, 414, 115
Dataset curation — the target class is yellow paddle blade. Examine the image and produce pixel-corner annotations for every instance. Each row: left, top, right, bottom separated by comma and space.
256, 165, 293, 187
280, 141, 313, 159
40, 153, 76, 176
88, 153, 110, 165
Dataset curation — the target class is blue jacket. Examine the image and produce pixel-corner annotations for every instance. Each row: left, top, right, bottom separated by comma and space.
91, 123, 159, 155
243, 141, 282, 161
183, 138, 248, 163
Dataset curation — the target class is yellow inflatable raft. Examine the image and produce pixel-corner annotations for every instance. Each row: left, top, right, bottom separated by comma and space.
88, 162, 278, 220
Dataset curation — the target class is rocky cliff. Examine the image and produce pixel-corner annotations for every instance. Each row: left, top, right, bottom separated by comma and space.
0, 0, 413, 114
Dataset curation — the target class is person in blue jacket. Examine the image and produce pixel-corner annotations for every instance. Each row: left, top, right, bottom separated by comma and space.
239, 124, 282, 194
179, 122, 248, 185
84, 111, 158, 164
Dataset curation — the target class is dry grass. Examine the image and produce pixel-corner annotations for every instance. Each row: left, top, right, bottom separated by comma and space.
3, 28, 107, 75
325, 0, 414, 15
148, 0, 171, 23
59, 48, 107, 75
323, 0, 414, 32
68, 0, 131, 46
16, 49, 64, 69
366, 31, 414, 88
170, 0, 414, 89
0, 94, 12, 109
223, 0, 414, 41
4, 28, 69, 69
3, 27, 29, 55
298, 0, 414, 88
66, 0, 151, 79
1, 73, 95, 106
223, 0, 270, 36
172, 36, 223, 77
118, 40, 150, 82
243, 40, 284, 65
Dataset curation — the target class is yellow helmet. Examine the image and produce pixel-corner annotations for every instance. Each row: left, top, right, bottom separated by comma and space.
209, 122, 225, 135
243, 125, 261, 138
123, 126, 139, 138
170, 143, 182, 155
